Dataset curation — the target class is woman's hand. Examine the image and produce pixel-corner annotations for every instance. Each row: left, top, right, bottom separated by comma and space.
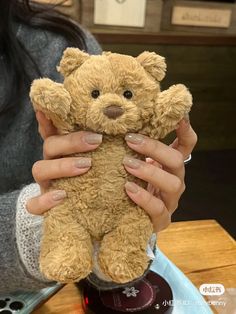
123, 116, 197, 232
26, 111, 102, 215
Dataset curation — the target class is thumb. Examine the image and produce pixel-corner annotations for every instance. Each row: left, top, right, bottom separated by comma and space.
36, 111, 58, 140
171, 115, 198, 158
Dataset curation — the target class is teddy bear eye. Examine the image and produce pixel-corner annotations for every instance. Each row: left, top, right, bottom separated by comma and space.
91, 90, 100, 99
123, 90, 133, 99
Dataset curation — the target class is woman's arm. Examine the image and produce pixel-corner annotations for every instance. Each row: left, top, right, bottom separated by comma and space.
0, 189, 55, 293
0, 24, 102, 293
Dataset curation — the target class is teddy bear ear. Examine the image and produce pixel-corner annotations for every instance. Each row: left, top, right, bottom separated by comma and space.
57, 47, 90, 77
136, 51, 167, 82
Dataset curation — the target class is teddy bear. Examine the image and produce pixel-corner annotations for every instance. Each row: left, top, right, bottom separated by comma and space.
30, 48, 192, 284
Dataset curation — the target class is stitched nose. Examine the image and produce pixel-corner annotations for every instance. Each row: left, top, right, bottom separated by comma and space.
103, 105, 124, 119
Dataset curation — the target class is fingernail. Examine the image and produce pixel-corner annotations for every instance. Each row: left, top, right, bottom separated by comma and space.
123, 156, 141, 169
183, 113, 190, 123
84, 133, 103, 145
74, 158, 91, 168
52, 190, 67, 201
176, 113, 190, 130
175, 123, 180, 130
125, 181, 139, 193
125, 133, 144, 144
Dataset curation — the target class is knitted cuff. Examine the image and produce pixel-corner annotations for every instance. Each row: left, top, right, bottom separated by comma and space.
16, 183, 50, 283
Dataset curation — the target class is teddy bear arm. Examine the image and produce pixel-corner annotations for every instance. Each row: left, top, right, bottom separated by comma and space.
146, 84, 192, 139
30, 78, 73, 132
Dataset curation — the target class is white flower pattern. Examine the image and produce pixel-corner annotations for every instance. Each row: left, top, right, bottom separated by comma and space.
122, 286, 140, 298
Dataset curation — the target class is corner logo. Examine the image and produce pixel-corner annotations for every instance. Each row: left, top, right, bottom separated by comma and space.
199, 284, 225, 296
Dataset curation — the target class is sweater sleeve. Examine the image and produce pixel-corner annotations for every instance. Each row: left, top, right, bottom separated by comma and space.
83, 29, 103, 55
0, 185, 55, 293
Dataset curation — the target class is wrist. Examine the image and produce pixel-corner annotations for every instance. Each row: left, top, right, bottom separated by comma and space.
16, 183, 51, 283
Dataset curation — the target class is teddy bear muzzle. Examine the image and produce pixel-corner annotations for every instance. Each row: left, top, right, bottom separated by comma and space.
103, 105, 124, 119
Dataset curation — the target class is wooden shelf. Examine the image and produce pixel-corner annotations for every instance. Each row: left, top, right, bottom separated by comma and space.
91, 29, 236, 46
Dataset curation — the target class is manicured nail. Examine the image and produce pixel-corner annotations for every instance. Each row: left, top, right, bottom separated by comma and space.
175, 123, 180, 130
52, 190, 67, 201
125, 181, 139, 193
84, 133, 102, 145
176, 113, 190, 130
183, 113, 190, 123
123, 156, 141, 169
74, 158, 91, 168
125, 133, 144, 144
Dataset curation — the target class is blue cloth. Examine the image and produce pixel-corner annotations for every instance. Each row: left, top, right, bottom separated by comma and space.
150, 248, 213, 314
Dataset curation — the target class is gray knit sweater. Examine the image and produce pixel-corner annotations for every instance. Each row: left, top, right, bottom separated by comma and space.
0, 22, 101, 293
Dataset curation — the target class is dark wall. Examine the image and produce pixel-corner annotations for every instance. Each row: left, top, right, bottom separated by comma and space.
101, 43, 236, 151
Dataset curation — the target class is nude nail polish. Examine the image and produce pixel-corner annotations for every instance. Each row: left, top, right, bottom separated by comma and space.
125, 133, 144, 144
52, 190, 67, 201
125, 181, 139, 193
84, 133, 103, 145
123, 156, 141, 169
74, 158, 91, 168
183, 113, 190, 123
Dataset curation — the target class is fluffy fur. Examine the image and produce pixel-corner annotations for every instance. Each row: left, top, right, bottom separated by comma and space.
30, 49, 192, 283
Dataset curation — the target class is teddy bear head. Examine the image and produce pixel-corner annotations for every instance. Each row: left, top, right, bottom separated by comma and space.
57, 48, 166, 136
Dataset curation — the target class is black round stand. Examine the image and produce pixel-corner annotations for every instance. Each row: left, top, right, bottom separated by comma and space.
81, 271, 173, 314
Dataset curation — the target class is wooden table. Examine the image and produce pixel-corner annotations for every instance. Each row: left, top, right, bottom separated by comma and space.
34, 220, 236, 314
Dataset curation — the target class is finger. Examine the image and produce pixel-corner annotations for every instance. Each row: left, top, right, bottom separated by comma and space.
36, 111, 58, 139
124, 181, 171, 232
125, 133, 185, 180
145, 158, 161, 168
26, 190, 67, 215
124, 156, 184, 212
32, 157, 91, 187
160, 188, 184, 215
147, 182, 182, 215
123, 156, 183, 196
171, 117, 198, 159
43, 131, 103, 159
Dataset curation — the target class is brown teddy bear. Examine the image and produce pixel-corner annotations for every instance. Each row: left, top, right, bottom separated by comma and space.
30, 48, 192, 284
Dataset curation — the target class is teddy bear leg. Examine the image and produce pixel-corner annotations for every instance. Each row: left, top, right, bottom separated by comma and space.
98, 210, 153, 283
40, 203, 93, 283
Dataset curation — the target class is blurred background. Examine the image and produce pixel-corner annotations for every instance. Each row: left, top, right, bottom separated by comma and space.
36, 0, 236, 238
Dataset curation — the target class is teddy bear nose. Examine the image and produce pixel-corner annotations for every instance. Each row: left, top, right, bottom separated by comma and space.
103, 105, 124, 119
